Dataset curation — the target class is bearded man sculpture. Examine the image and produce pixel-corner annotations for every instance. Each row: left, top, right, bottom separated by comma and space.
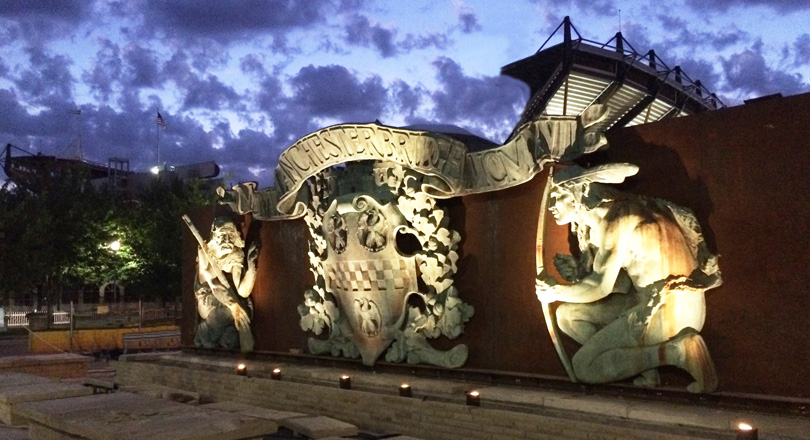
536, 163, 721, 393
194, 217, 258, 352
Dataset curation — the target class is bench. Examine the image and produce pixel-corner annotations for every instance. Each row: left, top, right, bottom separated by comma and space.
121, 330, 180, 354
82, 378, 118, 394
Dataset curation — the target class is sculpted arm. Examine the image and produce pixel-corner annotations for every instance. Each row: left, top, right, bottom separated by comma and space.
197, 247, 251, 331
235, 242, 258, 298
538, 224, 628, 304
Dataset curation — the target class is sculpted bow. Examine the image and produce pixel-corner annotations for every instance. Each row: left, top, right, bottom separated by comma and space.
535, 167, 577, 382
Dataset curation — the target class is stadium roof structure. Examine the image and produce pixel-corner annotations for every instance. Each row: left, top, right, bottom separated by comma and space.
502, 17, 724, 142
3, 143, 219, 194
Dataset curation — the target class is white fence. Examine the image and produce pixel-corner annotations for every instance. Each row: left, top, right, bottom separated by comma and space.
7, 312, 30, 327
4, 306, 181, 328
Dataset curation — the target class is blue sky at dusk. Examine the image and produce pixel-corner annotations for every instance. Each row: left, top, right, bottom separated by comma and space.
1, 0, 809, 188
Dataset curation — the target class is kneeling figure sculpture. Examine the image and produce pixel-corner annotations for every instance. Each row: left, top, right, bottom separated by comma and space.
536, 163, 721, 393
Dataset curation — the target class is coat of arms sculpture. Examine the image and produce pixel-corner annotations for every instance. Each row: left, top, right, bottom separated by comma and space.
299, 162, 473, 367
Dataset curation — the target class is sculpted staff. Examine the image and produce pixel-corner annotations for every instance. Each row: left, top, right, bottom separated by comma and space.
184, 215, 257, 352
536, 164, 721, 393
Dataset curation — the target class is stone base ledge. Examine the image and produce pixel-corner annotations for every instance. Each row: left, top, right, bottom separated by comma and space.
110, 354, 810, 440
0, 354, 91, 379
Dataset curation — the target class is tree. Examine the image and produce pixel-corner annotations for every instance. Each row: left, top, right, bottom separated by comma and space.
0, 171, 215, 308
0, 172, 118, 309
119, 175, 215, 303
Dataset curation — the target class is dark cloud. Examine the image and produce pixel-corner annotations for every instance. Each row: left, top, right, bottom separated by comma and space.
0, 89, 55, 138
0, 89, 91, 159
657, 15, 688, 32
182, 75, 243, 110
14, 48, 74, 103
721, 40, 809, 97
655, 15, 747, 52
794, 34, 810, 66
674, 58, 722, 96
342, 14, 449, 57
218, 128, 281, 176
400, 33, 449, 52
256, 76, 284, 114
142, 0, 328, 41
535, 0, 617, 17
268, 33, 300, 56
429, 57, 527, 142
685, 0, 810, 13
455, 3, 481, 34
0, 0, 92, 47
240, 54, 266, 76
391, 80, 425, 116
123, 44, 160, 88
343, 14, 398, 57
187, 41, 231, 72
290, 64, 387, 122
162, 52, 194, 85
0, 0, 89, 21
617, 21, 654, 55
82, 39, 122, 101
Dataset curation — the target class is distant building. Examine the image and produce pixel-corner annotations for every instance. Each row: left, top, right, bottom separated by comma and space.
2, 143, 220, 196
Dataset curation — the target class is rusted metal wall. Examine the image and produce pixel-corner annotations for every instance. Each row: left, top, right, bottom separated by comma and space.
183, 92, 810, 399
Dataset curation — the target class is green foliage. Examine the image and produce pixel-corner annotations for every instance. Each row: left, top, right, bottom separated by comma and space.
0, 173, 215, 305
123, 176, 215, 301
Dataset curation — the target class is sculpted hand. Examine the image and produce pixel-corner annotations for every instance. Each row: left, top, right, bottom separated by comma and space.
246, 242, 259, 266
553, 254, 581, 282
535, 270, 560, 303
198, 248, 214, 280
228, 303, 251, 332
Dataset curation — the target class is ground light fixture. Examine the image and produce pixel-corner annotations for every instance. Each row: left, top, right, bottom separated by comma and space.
399, 384, 412, 397
466, 390, 481, 407
271, 368, 282, 380
236, 363, 247, 376
737, 423, 758, 440
339, 375, 351, 389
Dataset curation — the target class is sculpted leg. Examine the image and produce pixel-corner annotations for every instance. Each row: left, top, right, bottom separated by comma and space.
573, 344, 664, 384
571, 316, 659, 384
556, 303, 600, 345
573, 322, 718, 393
556, 293, 635, 345
668, 329, 718, 393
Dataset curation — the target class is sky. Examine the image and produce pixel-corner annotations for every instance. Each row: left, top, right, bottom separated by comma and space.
1, 0, 809, 188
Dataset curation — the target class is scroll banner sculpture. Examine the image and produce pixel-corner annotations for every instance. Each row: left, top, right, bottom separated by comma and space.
220, 107, 608, 368
219, 104, 609, 220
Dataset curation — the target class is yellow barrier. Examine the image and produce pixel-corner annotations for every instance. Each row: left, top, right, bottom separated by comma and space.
29, 325, 180, 354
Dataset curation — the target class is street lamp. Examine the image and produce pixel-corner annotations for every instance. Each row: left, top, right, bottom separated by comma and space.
106, 240, 122, 306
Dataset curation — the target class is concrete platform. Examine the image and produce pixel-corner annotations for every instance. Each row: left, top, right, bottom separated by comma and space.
119, 383, 201, 404
0, 372, 54, 388
0, 379, 93, 426
114, 352, 810, 440
0, 353, 91, 379
282, 415, 359, 439
16, 392, 279, 440
203, 401, 307, 423
0, 425, 27, 440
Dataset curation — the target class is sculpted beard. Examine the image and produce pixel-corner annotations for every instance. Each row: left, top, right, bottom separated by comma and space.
208, 242, 245, 273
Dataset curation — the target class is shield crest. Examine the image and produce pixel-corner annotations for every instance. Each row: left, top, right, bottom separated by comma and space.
322, 194, 418, 365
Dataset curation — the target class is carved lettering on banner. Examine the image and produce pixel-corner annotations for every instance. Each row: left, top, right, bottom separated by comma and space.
221, 108, 610, 220
274, 124, 470, 216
